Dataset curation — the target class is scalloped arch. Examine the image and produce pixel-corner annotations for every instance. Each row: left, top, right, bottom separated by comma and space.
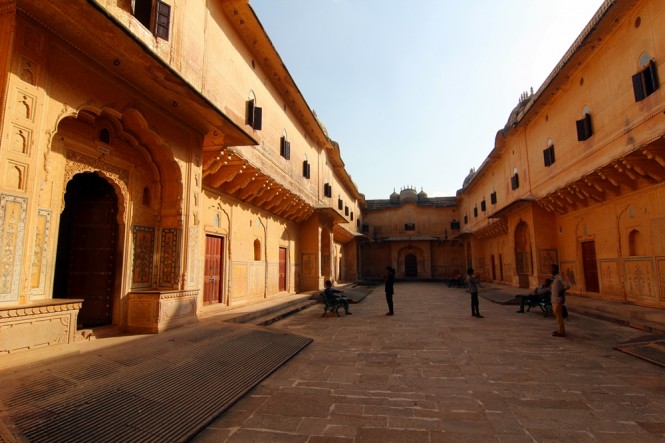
60, 105, 184, 223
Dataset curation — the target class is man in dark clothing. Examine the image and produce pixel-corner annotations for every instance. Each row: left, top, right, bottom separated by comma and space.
385, 266, 395, 315
466, 268, 483, 318
323, 280, 351, 315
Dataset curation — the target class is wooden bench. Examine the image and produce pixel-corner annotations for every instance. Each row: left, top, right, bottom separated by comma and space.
448, 277, 466, 288
521, 292, 552, 317
321, 293, 342, 317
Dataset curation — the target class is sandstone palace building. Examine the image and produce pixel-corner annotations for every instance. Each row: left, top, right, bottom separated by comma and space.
1, 0, 665, 361
0, 0, 364, 355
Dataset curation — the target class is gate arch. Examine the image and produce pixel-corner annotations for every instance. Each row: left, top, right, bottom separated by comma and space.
54, 172, 118, 327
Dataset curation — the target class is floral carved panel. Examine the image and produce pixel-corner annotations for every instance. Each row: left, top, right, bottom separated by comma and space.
0, 194, 27, 302
599, 259, 621, 296
159, 228, 180, 288
29, 209, 51, 297
624, 258, 656, 302
132, 226, 154, 288
186, 227, 198, 288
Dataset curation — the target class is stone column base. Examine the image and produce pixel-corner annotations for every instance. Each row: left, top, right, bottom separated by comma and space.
127, 290, 198, 334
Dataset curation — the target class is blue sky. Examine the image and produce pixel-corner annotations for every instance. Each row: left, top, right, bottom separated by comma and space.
250, 1, 606, 200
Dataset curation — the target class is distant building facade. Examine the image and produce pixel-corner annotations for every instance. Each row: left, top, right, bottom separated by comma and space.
0, 0, 363, 358
361, 188, 464, 280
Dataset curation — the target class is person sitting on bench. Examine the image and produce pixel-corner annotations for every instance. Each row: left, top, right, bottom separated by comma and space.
448, 270, 463, 287
323, 280, 352, 315
516, 278, 552, 313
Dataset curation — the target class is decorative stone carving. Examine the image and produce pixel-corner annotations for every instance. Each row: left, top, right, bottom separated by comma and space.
186, 227, 198, 288
596, 259, 619, 296
15, 90, 35, 122
159, 228, 180, 288
132, 225, 154, 288
302, 253, 315, 277
19, 56, 38, 86
625, 258, 655, 301
0, 300, 81, 355
10, 125, 31, 155
64, 150, 128, 222
127, 290, 198, 333
29, 209, 51, 297
4, 161, 26, 191
0, 194, 27, 302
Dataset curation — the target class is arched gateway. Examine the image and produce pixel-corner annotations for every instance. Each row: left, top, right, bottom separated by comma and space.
54, 173, 118, 327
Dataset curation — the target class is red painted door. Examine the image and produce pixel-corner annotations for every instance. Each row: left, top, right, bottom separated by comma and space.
204, 235, 223, 304
582, 241, 600, 292
279, 247, 287, 291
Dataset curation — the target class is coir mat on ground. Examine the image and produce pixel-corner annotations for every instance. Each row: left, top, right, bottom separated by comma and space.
0, 321, 312, 443
613, 335, 665, 368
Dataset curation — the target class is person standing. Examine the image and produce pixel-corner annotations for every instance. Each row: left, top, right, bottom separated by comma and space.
550, 264, 570, 337
384, 266, 395, 316
466, 268, 483, 318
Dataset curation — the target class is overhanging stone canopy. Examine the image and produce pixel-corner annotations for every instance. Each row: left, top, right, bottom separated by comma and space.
474, 219, 509, 241
538, 139, 665, 214
202, 147, 314, 223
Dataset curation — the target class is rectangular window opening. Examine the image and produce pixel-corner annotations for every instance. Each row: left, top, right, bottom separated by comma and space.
511, 173, 520, 190
576, 114, 593, 141
632, 60, 659, 102
280, 136, 291, 160
543, 146, 555, 167
245, 99, 262, 130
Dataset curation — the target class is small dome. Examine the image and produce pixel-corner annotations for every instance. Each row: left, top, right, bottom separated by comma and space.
400, 187, 417, 202
462, 168, 476, 188
417, 188, 428, 200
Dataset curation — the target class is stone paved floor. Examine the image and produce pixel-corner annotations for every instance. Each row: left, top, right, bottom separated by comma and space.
193, 282, 665, 443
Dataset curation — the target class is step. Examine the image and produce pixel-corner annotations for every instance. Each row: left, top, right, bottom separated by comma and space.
219, 295, 315, 324
248, 300, 318, 326
568, 305, 665, 334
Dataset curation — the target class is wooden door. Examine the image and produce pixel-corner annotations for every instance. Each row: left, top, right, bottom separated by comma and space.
499, 254, 504, 282
204, 235, 223, 304
55, 173, 117, 328
405, 254, 417, 277
279, 247, 287, 291
582, 241, 600, 292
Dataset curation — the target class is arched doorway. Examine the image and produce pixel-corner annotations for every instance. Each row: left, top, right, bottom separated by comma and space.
405, 254, 418, 277
54, 172, 118, 327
